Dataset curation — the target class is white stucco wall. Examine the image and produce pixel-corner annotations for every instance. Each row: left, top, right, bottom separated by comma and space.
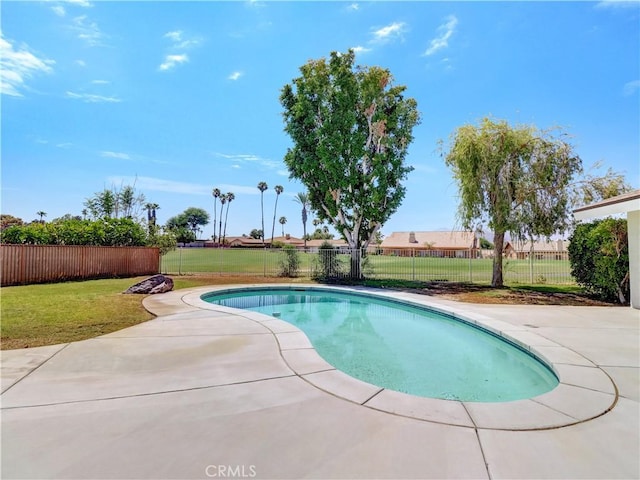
628, 209, 639, 309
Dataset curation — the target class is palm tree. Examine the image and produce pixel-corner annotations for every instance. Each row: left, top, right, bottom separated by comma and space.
212, 188, 221, 244
293, 192, 310, 249
222, 192, 235, 245
279, 216, 287, 236
257, 182, 268, 245
36, 211, 47, 223
218, 194, 227, 246
270, 185, 283, 244
144, 203, 159, 234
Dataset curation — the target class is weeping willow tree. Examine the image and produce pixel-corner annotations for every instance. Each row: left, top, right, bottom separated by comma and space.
442, 117, 582, 287
280, 50, 420, 278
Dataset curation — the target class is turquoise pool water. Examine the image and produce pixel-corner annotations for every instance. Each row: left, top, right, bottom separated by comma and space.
203, 288, 559, 402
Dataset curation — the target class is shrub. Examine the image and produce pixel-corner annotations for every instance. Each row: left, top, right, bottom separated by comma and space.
0, 218, 148, 247
312, 241, 345, 281
278, 245, 300, 277
568, 218, 629, 304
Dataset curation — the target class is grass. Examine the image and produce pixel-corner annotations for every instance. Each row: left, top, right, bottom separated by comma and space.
0, 275, 311, 350
0, 268, 583, 351
1, 277, 155, 350
161, 248, 574, 284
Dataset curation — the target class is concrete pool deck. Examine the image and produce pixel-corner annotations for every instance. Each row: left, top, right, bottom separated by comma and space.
2, 285, 639, 479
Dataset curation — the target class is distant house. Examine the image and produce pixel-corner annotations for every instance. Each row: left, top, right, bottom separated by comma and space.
505, 239, 568, 260
216, 236, 264, 248
305, 238, 350, 253
379, 231, 478, 258
213, 234, 307, 248
270, 235, 305, 248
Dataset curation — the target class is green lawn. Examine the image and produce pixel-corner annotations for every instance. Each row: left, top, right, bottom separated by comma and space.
161, 248, 574, 284
0, 275, 302, 350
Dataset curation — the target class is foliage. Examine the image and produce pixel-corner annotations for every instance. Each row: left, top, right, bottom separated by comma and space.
1, 214, 25, 230
305, 228, 334, 240
249, 229, 263, 240
278, 245, 301, 277
568, 218, 629, 304
573, 162, 633, 205
281, 49, 420, 278
84, 184, 146, 220
312, 241, 345, 281
479, 237, 494, 249
166, 207, 210, 241
0, 218, 148, 246
442, 117, 582, 287
146, 225, 177, 255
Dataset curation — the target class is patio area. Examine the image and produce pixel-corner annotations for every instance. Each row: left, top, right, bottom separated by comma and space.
2, 285, 639, 479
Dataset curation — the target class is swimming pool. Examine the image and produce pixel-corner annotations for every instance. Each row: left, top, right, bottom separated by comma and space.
202, 287, 559, 402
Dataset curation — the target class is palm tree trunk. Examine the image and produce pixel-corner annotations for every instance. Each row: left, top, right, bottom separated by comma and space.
223, 203, 231, 245
271, 196, 279, 243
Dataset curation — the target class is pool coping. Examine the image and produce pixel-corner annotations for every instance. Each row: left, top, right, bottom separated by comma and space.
146, 284, 618, 432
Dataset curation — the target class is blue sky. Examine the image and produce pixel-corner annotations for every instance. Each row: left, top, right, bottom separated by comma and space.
2, 0, 639, 240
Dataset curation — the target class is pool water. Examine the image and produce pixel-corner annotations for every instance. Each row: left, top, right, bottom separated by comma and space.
203, 288, 559, 402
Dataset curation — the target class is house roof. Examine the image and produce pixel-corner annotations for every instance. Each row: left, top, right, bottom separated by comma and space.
574, 189, 640, 220
509, 239, 568, 252
380, 231, 476, 249
270, 235, 305, 246
305, 239, 349, 248
224, 236, 264, 246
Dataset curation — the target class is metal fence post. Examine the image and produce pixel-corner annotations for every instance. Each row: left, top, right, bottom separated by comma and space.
412, 249, 415, 281
469, 248, 472, 282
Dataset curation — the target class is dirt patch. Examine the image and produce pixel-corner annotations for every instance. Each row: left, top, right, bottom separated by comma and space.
171, 275, 619, 307
403, 283, 616, 306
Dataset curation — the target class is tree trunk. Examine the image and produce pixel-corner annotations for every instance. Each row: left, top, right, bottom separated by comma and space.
350, 248, 362, 279
492, 231, 505, 287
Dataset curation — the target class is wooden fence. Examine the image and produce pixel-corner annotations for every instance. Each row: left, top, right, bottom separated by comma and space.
0, 245, 160, 286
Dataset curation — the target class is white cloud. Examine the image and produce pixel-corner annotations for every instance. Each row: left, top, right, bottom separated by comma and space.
371, 22, 407, 43
228, 71, 243, 80
101, 151, 131, 160
75, 59, 86, 67
212, 152, 281, 170
108, 176, 216, 196
51, 5, 66, 16
0, 34, 55, 97
424, 15, 458, 56
164, 30, 183, 42
65, 0, 93, 7
71, 15, 105, 46
348, 3, 359, 11
246, 0, 266, 8
623, 79, 640, 96
595, 0, 640, 8
91, 79, 109, 85
56, 142, 73, 148
159, 30, 201, 72
351, 45, 371, 54
65, 91, 121, 103
159, 54, 189, 71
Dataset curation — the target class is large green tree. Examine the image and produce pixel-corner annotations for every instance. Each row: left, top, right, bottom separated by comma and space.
442, 117, 582, 287
166, 207, 210, 243
280, 50, 420, 277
